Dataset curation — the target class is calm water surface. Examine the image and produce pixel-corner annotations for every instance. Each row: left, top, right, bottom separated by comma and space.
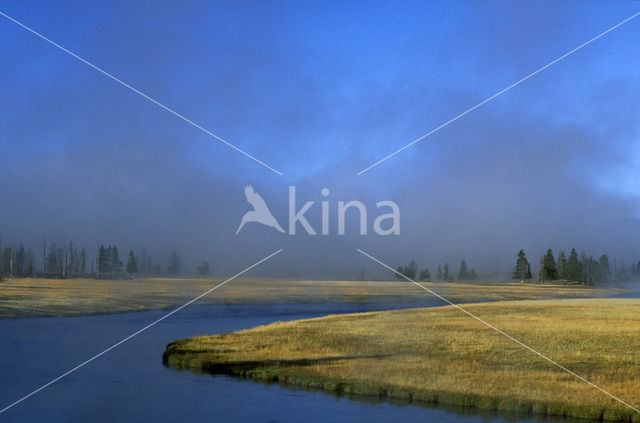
0, 301, 580, 422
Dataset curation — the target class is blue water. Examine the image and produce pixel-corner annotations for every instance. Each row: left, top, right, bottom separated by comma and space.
0, 302, 569, 422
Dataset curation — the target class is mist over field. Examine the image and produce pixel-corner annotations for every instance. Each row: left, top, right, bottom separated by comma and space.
1, 1, 639, 278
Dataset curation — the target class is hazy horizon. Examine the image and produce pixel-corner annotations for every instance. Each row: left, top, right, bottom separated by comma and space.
2, 1, 639, 279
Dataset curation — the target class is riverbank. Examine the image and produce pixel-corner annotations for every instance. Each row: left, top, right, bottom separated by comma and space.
0, 277, 627, 318
164, 298, 640, 422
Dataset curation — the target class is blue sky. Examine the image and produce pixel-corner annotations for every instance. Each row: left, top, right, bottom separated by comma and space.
1, 1, 639, 276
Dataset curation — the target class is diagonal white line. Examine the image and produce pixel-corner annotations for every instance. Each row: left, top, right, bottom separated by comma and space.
356, 10, 640, 176
356, 248, 640, 414
0, 11, 283, 176
0, 248, 283, 415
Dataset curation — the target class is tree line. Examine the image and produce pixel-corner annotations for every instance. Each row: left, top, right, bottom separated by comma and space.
395, 259, 478, 282
513, 248, 640, 285
395, 249, 640, 286
0, 236, 212, 280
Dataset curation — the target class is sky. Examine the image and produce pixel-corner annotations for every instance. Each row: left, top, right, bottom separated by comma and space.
1, 0, 639, 279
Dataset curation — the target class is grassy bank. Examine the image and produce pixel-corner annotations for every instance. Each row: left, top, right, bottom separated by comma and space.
164, 299, 640, 422
0, 277, 626, 318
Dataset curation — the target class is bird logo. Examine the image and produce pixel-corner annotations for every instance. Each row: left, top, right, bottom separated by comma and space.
236, 186, 286, 234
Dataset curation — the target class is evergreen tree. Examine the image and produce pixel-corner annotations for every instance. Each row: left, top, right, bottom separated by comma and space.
436, 265, 443, 281
126, 250, 138, 274
419, 267, 431, 281
579, 253, 590, 285
565, 248, 581, 281
55, 245, 64, 277
580, 254, 601, 285
406, 260, 417, 280
469, 269, 478, 281
97, 245, 122, 278
16, 245, 25, 276
80, 248, 87, 276
197, 261, 210, 275
97, 245, 106, 278
68, 242, 80, 277
111, 246, 123, 276
140, 249, 153, 275
395, 266, 405, 280
25, 249, 34, 276
2, 247, 12, 276
539, 249, 557, 281
68, 242, 75, 277
46, 244, 55, 276
46, 242, 63, 277
104, 246, 113, 276
557, 250, 567, 280
457, 260, 469, 281
395, 260, 417, 280
598, 255, 610, 283
512, 250, 532, 282
443, 263, 452, 281
167, 250, 182, 275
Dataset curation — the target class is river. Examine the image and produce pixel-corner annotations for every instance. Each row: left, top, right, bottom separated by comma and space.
0, 301, 578, 422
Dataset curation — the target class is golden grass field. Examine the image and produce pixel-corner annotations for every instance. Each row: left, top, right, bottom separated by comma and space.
0, 277, 626, 318
164, 299, 640, 422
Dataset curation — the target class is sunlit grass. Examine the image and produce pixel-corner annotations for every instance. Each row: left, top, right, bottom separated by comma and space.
0, 277, 626, 318
165, 299, 640, 422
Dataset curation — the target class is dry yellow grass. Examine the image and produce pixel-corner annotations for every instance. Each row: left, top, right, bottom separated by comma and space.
0, 277, 624, 318
165, 299, 640, 422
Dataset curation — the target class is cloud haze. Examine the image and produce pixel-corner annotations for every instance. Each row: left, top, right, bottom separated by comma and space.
1, 1, 639, 278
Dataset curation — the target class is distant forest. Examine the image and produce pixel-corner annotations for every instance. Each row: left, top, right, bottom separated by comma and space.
397, 248, 640, 286
0, 237, 211, 280
2, 236, 639, 285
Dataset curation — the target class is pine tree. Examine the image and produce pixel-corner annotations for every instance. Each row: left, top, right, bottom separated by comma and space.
80, 248, 87, 276
539, 249, 557, 282
2, 247, 11, 277
436, 265, 443, 281
469, 269, 478, 281
406, 260, 417, 280
104, 246, 113, 276
54, 244, 64, 277
140, 249, 153, 275
565, 248, 581, 281
46, 242, 61, 277
395, 266, 404, 280
512, 250, 532, 282
25, 249, 34, 276
197, 261, 210, 275
167, 250, 182, 275
97, 245, 106, 278
16, 245, 25, 276
111, 246, 123, 277
68, 242, 75, 278
457, 260, 469, 281
598, 255, 610, 283
419, 268, 431, 281
126, 250, 138, 274
557, 250, 567, 280
443, 263, 452, 281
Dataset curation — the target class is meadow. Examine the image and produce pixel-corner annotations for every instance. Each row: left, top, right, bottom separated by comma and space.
164, 299, 640, 422
0, 277, 625, 318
